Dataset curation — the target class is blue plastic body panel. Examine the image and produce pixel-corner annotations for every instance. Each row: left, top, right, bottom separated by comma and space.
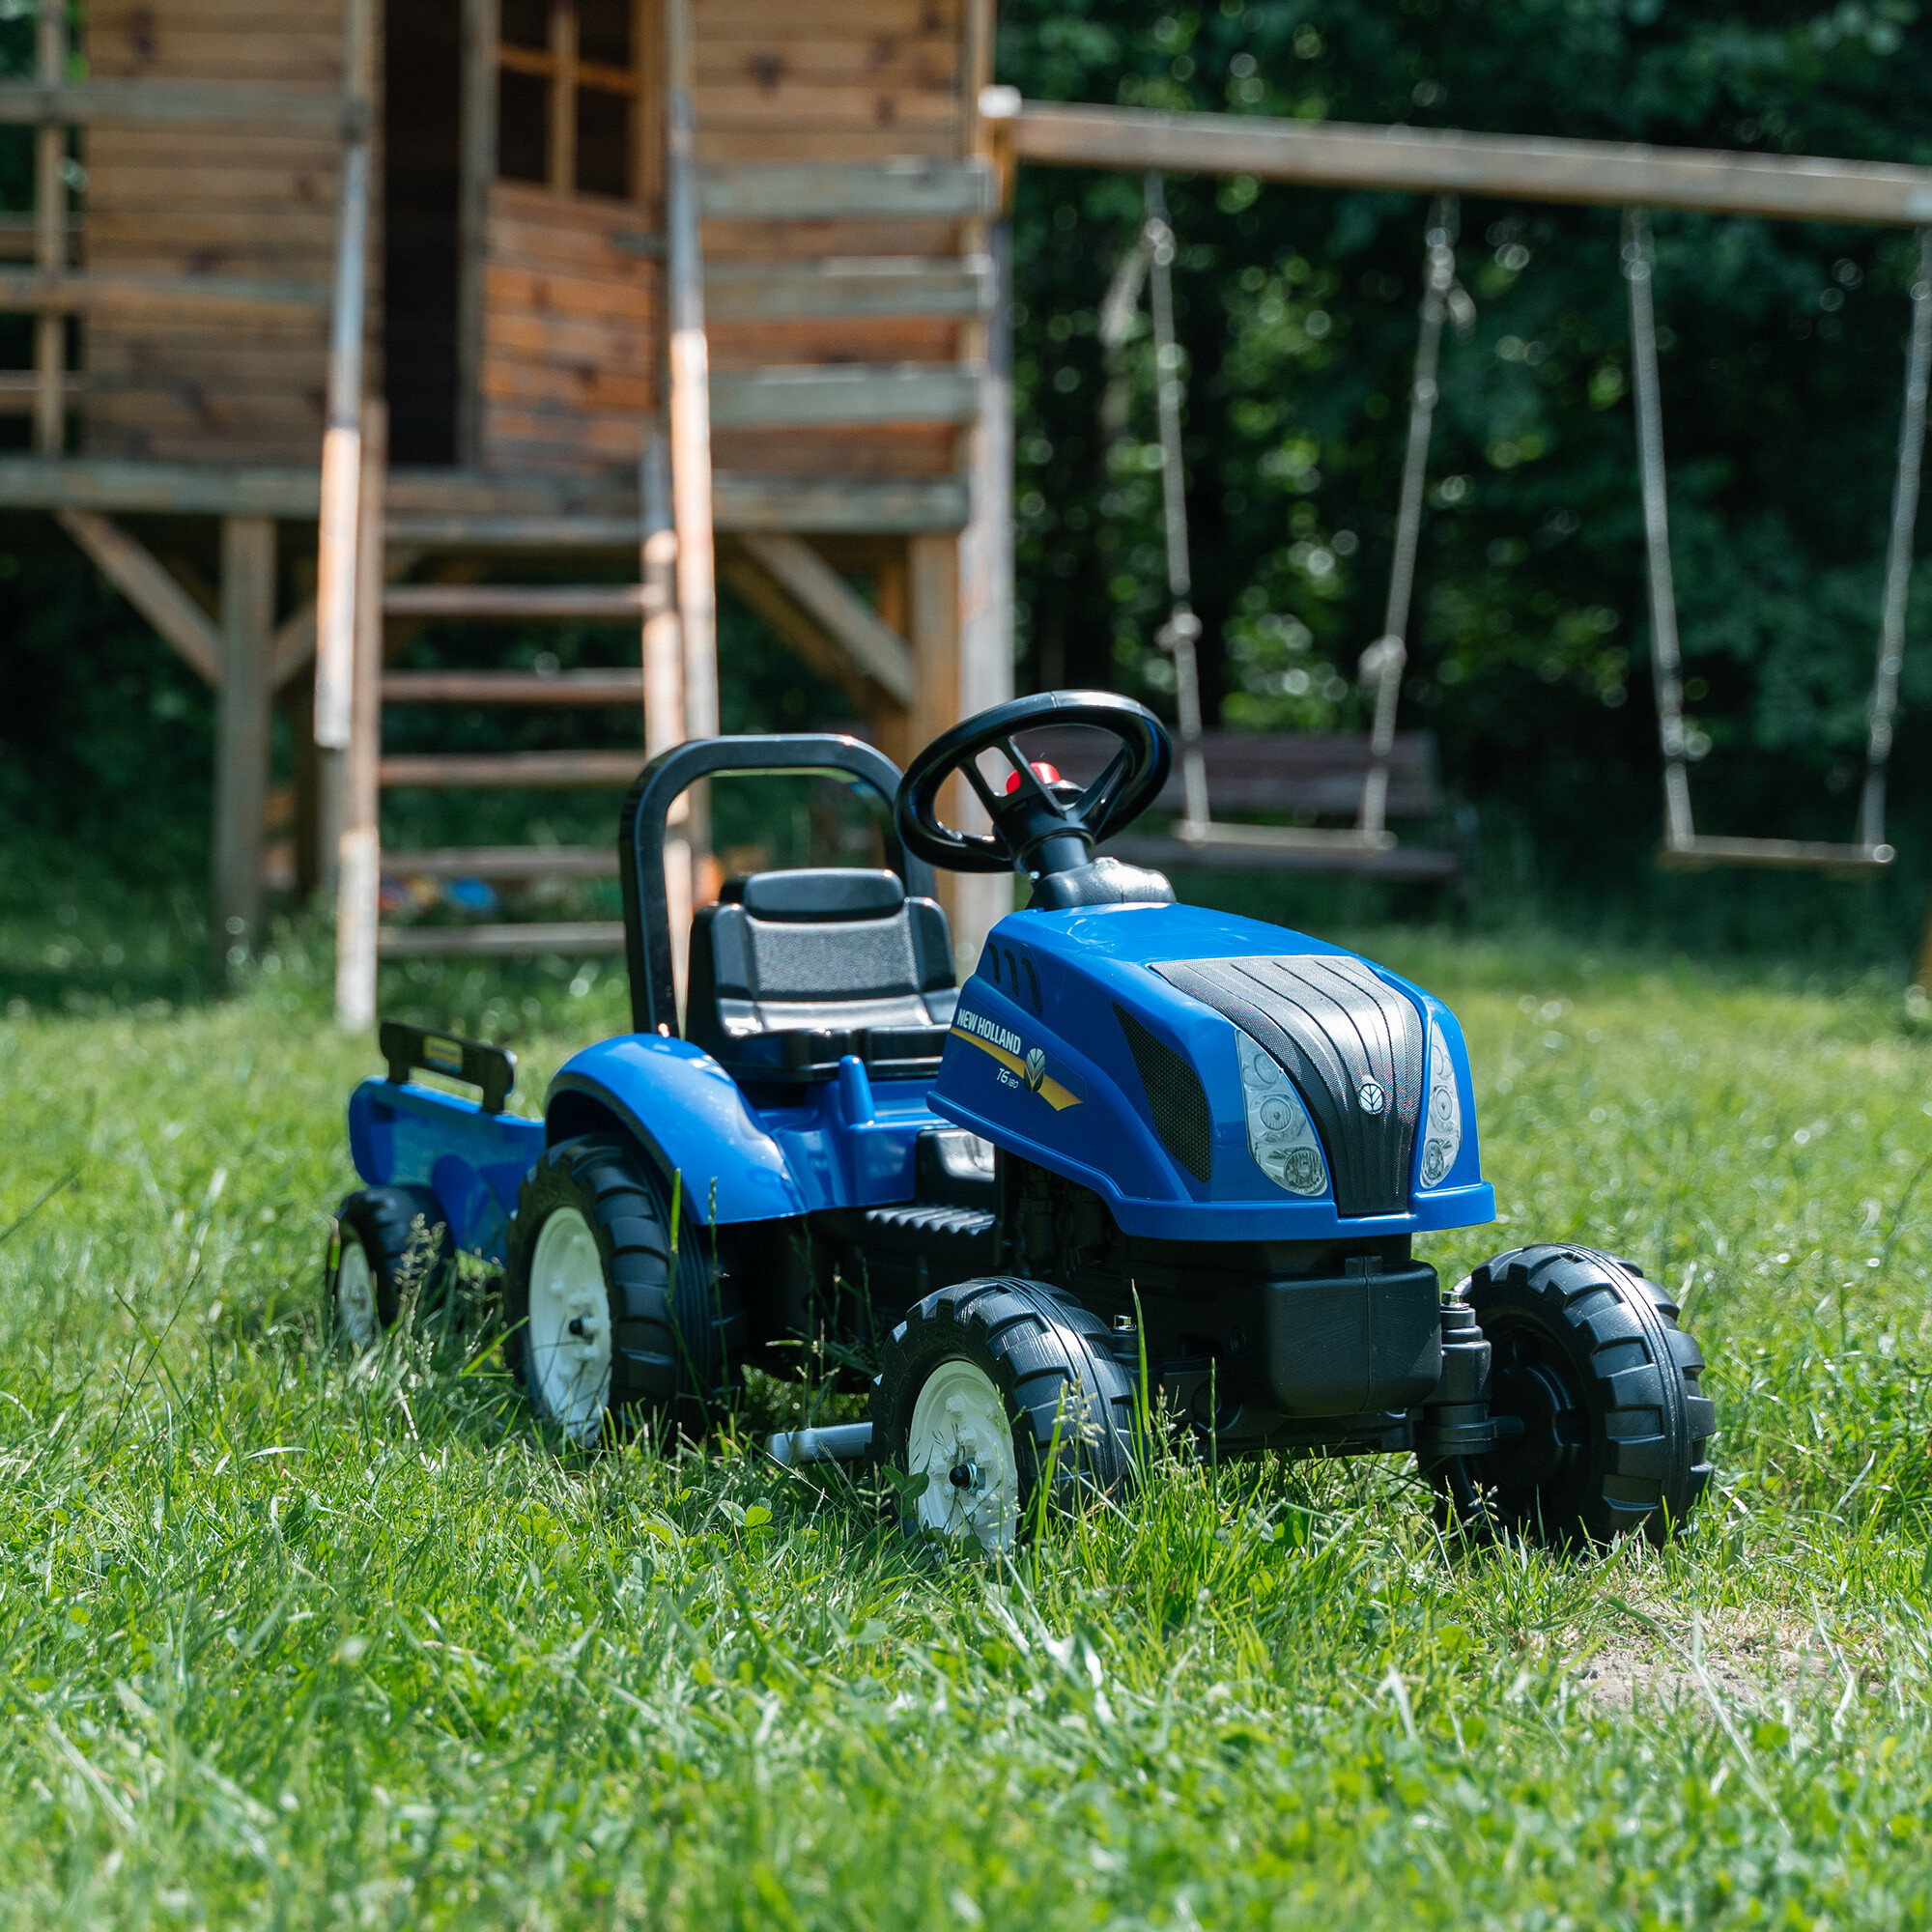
546, 1034, 949, 1224
347, 1078, 547, 1264
926, 900, 1494, 1241
344, 904, 1493, 1253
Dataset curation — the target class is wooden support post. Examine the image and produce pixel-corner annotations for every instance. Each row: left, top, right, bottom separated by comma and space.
335, 400, 386, 1032
316, 0, 375, 898
950, 65, 1019, 974
456, 0, 497, 468
315, 0, 375, 756
665, 0, 715, 923
33, 0, 66, 454
640, 426, 684, 759
213, 517, 276, 968
665, 0, 716, 746
641, 423, 693, 1011
909, 531, 974, 959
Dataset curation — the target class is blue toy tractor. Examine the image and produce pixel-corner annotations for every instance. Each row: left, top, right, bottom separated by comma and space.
327, 692, 1715, 1551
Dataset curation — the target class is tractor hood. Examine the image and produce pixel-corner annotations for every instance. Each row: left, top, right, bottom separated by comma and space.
927, 900, 1493, 1241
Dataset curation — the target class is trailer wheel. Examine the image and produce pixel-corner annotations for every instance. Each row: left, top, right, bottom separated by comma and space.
503, 1136, 743, 1445
1428, 1244, 1716, 1548
872, 1278, 1137, 1553
327, 1185, 453, 1350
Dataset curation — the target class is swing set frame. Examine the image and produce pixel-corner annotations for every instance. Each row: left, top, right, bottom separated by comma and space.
1003, 95, 1932, 879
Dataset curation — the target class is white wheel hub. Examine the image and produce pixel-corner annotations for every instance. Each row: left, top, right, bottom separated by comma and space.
526, 1206, 612, 1443
335, 1230, 381, 1351
905, 1355, 1020, 1552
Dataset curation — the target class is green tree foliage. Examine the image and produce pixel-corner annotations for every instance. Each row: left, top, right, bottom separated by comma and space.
1000, 0, 1932, 867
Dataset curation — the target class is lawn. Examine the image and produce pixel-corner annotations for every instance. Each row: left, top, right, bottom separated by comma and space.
2, 927, 1931, 1927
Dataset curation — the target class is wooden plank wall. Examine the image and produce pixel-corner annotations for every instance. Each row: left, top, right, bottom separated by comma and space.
478, 0, 974, 483
477, 179, 659, 475
692, 0, 964, 164
694, 0, 972, 485
81, 0, 374, 467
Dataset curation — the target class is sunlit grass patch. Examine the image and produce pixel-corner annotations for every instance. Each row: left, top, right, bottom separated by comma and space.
0, 940, 1930, 1925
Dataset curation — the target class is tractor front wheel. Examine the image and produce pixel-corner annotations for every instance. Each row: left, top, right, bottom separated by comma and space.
872, 1278, 1137, 1553
1427, 1243, 1716, 1548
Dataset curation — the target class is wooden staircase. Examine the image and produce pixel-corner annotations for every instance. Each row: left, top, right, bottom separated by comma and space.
331, 0, 1008, 1020
365, 515, 672, 963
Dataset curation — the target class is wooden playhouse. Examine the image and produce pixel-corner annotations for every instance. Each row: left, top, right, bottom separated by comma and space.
1, 0, 1011, 1009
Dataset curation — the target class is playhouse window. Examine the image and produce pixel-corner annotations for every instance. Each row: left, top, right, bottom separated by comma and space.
497, 0, 644, 200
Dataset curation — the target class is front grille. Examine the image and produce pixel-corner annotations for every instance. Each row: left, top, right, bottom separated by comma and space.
1155, 954, 1423, 1216
1115, 1004, 1213, 1183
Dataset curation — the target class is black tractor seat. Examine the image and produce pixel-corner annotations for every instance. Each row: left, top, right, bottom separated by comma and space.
685, 867, 958, 1084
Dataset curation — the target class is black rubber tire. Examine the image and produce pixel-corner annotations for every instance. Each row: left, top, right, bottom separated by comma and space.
327, 1184, 453, 1345
503, 1135, 746, 1437
1430, 1243, 1716, 1548
871, 1277, 1137, 1544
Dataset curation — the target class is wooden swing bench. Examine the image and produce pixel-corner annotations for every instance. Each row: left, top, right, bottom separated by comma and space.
1019, 726, 1468, 882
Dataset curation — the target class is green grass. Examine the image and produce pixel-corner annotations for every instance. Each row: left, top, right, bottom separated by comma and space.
3, 936, 1932, 1927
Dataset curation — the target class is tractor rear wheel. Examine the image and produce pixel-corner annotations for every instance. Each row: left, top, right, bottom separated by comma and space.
327, 1185, 454, 1350
872, 1278, 1137, 1553
502, 1136, 744, 1445
1428, 1243, 1715, 1548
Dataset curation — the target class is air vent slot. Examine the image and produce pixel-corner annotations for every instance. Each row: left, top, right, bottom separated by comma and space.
1115, 1004, 1212, 1183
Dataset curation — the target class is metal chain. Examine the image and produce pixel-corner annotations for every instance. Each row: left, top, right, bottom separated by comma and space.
1859, 224, 1932, 850
1623, 206, 1695, 850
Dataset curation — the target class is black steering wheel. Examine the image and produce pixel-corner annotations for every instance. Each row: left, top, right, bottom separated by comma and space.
895, 690, 1172, 881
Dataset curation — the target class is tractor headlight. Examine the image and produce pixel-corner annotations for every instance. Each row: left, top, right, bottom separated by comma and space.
1236, 1033, 1327, 1196
1419, 1018, 1463, 1189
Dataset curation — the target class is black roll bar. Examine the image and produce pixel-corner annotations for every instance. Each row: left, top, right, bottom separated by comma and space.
617, 733, 928, 1037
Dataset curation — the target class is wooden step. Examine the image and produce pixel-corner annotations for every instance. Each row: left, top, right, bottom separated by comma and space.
377, 921, 627, 958
708, 363, 983, 431
384, 845, 618, 880
383, 668, 643, 705
384, 583, 646, 620
383, 513, 642, 550
378, 751, 642, 789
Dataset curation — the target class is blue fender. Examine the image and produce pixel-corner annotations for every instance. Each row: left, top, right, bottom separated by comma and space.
546, 1035, 809, 1225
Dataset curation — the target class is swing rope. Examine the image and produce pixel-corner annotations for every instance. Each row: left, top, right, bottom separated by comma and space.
1361, 196, 1472, 837
1860, 226, 1932, 848
1625, 207, 1929, 870
1622, 208, 1696, 850
1141, 174, 1213, 829
1102, 179, 1469, 852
